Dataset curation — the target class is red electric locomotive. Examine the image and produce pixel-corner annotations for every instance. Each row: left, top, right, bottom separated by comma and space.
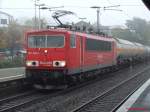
25, 28, 116, 89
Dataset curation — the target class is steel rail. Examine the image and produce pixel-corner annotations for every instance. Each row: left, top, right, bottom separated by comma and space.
0, 90, 35, 104
71, 66, 150, 112
110, 81, 144, 112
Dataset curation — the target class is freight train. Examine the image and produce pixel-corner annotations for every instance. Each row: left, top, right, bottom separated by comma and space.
25, 28, 150, 89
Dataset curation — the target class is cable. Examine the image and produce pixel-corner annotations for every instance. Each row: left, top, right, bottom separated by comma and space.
0, 8, 34, 10
106, 0, 113, 5
0, 4, 146, 10
121, 11, 133, 19
117, 4, 144, 7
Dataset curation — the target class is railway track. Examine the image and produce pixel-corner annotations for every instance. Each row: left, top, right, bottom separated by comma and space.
71, 66, 150, 112
0, 78, 31, 99
0, 90, 36, 104
0, 72, 108, 112
0, 90, 45, 112
110, 84, 141, 112
0, 63, 149, 112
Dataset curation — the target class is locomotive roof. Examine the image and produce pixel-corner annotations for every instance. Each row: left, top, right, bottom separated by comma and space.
26, 28, 115, 42
26, 28, 69, 34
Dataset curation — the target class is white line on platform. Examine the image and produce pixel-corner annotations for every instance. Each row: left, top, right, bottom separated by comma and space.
0, 74, 25, 82
0, 67, 24, 71
116, 66, 150, 112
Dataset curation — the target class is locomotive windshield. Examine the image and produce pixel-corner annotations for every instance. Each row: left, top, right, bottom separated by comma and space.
28, 35, 64, 48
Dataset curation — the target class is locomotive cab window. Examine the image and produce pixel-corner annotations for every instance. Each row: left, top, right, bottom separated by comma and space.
47, 36, 64, 48
28, 36, 46, 48
70, 34, 76, 48
28, 35, 65, 48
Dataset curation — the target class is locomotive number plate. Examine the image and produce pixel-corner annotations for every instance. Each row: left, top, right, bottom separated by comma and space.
39, 61, 52, 65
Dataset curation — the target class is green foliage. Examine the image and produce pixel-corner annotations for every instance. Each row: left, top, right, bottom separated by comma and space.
126, 18, 150, 44
0, 57, 24, 68
111, 28, 141, 43
24, 17, 47, 29
0, 21, 24, 49
111, 17, 150, 45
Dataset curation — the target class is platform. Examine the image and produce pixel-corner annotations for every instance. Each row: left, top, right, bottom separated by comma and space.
117, 78, 150, 112
0, 67, 25, 83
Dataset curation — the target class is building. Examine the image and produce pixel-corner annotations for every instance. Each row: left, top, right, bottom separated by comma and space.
0, 11, 13, 27
75, 21, 92, 31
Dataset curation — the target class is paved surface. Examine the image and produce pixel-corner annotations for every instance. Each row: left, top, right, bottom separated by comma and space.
117, 78, 150, 112
0, 67, 25, 82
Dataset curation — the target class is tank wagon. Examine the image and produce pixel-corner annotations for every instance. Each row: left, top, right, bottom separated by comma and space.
25, 28, 150, 89
115, 38, 149, 64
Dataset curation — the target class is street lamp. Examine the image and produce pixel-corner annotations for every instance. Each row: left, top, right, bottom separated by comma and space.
35, 3, 45, 29
91, 6, 101, 34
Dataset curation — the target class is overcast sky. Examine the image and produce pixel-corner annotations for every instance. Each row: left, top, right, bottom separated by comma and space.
0, 0, 150, 26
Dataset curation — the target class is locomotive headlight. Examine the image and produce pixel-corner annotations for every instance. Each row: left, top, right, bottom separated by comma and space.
53, 61, 66, 67
44, 50, 48, 53
26, 61, 32, 66
60, 61, 66, 67
26, 61, 39, 66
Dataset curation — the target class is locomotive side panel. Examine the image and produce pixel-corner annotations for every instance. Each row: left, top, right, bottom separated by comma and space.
82, 36, 116, 72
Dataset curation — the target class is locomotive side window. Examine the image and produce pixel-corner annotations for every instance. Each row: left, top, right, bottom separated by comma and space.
70, 34, 76, 48
86, 38, 112, 51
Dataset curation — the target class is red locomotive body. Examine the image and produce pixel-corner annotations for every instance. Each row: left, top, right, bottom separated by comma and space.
25, 29, 116, 88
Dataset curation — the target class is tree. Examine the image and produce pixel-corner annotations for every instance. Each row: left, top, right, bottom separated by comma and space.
24, 18, 35, 27
0, 28, 7, 48
126, 18, 150, 45
111, 18, 150, 45
24, 17, 48, 29
0, 20, 28, 59
111, 28, 140, 42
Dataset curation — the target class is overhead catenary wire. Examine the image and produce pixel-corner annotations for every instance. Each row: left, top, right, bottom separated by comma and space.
0, 4, 146, 10
0, 7, 137, 21
106, 0, 113, 5
104, 0, 137, 20
0, 3, 147, 27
